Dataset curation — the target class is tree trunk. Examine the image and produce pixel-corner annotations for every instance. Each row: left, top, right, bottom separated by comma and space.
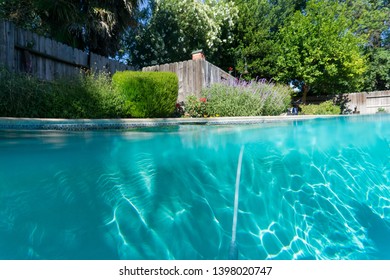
302, 84, 309, 104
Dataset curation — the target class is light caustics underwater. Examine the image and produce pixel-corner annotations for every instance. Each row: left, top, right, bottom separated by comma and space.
0, 115, 390, 260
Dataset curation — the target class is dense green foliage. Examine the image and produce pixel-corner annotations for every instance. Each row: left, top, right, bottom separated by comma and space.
300, 101, 341, 115
364, 48, 390, 90
275, 0, 367, 101
112, 71, 178, 118
0, 68, 129, 118
2, 0, 389, 108
184, 80, 292, 117
232, 0, 305, 79
352, 0, 390, 91
232, 0, 389, 96
0, 68, 179, 119
121, 0, 238, 69
0, 0, 139, 56
121, 0, 389, 97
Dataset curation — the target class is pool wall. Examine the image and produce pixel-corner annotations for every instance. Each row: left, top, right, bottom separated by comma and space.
0, 116, 340, 130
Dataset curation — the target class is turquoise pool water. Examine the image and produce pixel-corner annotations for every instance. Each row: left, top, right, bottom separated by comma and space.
0, 115, 389, 260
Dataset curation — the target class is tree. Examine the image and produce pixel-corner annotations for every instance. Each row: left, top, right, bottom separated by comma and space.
0, 0, 42, 31
345, 0, 390, 91
275, 0, 366, 102
1, 0, 140, 57
121, 0, 238, 69
232, 0, 307, 79
364, 48, 390, 90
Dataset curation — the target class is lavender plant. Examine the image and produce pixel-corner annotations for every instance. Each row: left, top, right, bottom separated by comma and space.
201, 79, 292, 117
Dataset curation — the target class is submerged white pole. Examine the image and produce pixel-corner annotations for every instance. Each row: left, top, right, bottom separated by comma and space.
229, 145, 245, 260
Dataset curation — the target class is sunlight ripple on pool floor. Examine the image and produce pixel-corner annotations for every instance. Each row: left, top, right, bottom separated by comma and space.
0, 115, 390, 259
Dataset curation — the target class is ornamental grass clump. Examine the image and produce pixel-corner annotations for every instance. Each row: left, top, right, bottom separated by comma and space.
199, 79, 292, 117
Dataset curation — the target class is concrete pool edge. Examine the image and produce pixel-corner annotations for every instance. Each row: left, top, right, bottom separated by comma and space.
0, 115, 345, 130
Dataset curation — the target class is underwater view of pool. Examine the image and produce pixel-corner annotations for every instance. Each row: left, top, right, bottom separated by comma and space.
0, 115, 389, 260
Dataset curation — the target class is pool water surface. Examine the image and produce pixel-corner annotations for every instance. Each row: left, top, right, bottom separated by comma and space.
0, 115, 389, 260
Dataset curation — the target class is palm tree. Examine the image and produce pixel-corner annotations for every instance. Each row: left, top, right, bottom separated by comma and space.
0, 0, 42, 31
37, 0, 141, 56
1, 0, 141, 56
81, 0, 140, 56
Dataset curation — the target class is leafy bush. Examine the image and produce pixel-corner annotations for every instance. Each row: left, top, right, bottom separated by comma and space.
0, 67, 48, 117
195, 80, 292, 117
45, 72, 128, 118
377, 107, 387, 114
0, 67, 128, 118
300, 101, 341, 115
184, 96, 208, 117
112, 71, 178, 118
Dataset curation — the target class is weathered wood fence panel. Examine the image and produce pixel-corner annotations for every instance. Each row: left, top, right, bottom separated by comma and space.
306, 90, 390, 114
142, 59, 235, 102
0, 21, 132, 80
348, 91, 390, 114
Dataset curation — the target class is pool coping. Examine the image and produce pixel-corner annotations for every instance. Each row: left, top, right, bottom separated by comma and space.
0, 115, 343, 131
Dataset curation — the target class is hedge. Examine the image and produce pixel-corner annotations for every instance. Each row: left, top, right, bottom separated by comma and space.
300, 101, 341, 115
112, 71, 178, 118
0, 67, 128, 118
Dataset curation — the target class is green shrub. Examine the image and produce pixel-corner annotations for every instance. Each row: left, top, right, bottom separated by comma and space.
197, 80, 292, 117
50, 72, 129, 118
0, 67, 129, 118
112, 71, 178, 118
184, 96, 208, 117
300, 101, 341, 115
0, 67, 47, 117
377, 107, 387, 113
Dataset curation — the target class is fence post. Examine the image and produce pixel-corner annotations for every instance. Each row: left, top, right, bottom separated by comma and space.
3, 21, 15, 71
0, 21, 6, 66
177, 62, 184, 102
182, 61, 188, 100
195, 59, 202, 97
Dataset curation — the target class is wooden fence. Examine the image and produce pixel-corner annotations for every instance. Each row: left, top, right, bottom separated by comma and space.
346, 91, 390, 114
143, 59, 235, 102
306, 90, 390, 114
0, 20, 132, 80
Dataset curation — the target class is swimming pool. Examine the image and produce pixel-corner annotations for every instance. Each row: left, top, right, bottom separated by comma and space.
0, 115, 389, 260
